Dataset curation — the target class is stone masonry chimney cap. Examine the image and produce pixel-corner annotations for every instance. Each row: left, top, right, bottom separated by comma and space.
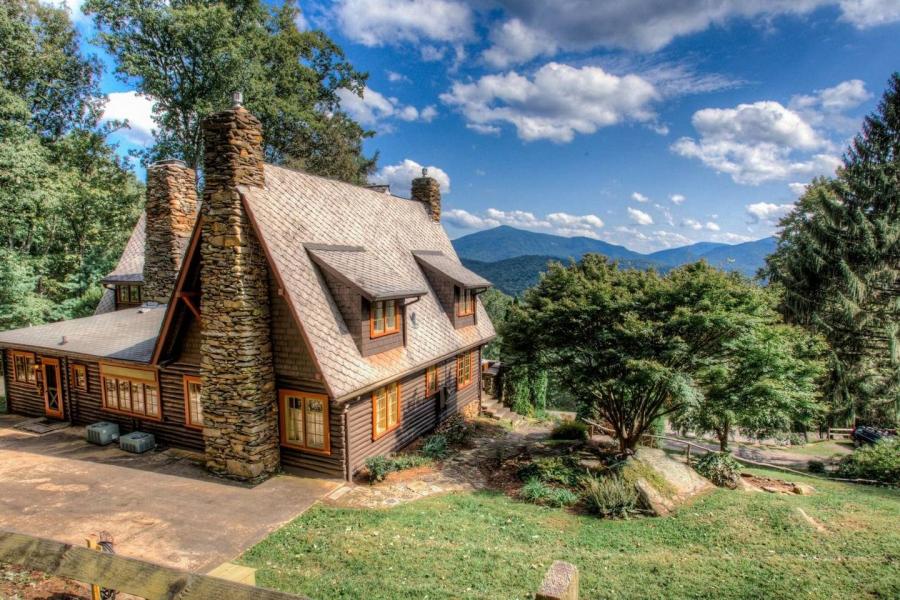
151, 158, 188, 169
422, 167, 428, 177
232, 91, 243, 108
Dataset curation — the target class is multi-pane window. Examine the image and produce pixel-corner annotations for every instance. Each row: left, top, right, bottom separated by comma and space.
370, 299, 400, 338
12, 351, 36, 384
457, 351, 475, 390
116, 285, 142, 306
372, 382, 401, 439
425, 364, 440, 397
100, 364, 160, 419
183, 376, 203, 428
457, 288, 476, 317
280, 391, 329, 453
71, 364, 88, 391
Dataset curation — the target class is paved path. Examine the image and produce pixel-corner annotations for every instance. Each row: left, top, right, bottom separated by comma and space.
0, 415, 339, 572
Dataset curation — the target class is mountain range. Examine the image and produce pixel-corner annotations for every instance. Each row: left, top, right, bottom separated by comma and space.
452, 226, 777, 296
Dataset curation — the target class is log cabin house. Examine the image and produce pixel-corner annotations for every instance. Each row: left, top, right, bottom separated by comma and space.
0, 98, 494, 483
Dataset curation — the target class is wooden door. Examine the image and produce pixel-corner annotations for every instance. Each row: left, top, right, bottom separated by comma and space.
40, 357, 64, 419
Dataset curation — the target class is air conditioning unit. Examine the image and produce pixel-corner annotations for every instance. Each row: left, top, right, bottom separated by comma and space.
119, 431, 156, 454
85, 422, 120, 446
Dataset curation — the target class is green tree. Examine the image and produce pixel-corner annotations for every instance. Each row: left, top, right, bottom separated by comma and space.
766, 74, 900, 427
480, 287, 513, 360
503, 258, 785, 452
85, 0, 376, 182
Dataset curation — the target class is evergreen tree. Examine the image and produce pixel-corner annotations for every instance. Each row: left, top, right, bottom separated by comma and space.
766, 74, 900, 427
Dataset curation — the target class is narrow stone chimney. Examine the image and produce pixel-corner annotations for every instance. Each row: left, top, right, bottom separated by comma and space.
142, 159, 198, 304
411, 168, 441, 222
199, 98, 279, 482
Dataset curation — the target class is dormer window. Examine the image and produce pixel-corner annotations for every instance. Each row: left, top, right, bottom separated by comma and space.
115, 284, 142, 309
370, 299, 401, 338
457, 287, 476, 317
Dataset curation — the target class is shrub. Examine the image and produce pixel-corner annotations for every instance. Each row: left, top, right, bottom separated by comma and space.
807, 459, 826, 474
519, 478, 580, 508
836, 439, 900, 485
436, 415, 470, 445
364, 453, 431, 483
550, 420, 589, 441
695, 452, 743, 488
785, 432, 807, 446
581, 474, 638, 518
517, 456, 582, 487
422, 434, 449, 460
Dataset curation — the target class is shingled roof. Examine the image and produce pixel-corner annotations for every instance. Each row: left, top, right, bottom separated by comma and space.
307, 245, 428, 301
413, 250, 492, 289
101, 213, 146, 285
241, 164, 495, 401
0, 306, 165, 363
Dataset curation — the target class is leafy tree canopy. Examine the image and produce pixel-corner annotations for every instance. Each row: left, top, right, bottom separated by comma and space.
85, 0, 377, 182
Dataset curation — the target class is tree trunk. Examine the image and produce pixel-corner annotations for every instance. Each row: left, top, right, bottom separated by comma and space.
718, 424, 730, 452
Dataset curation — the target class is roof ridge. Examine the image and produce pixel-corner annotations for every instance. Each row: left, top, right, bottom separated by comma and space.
264, 163, 413, 202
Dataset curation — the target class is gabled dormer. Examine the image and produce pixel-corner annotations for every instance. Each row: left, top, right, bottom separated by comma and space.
307, 244, 427, 357
413, 251, 491, 329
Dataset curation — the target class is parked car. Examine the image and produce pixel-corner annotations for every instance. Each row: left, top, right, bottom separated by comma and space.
852, 426, 896, 447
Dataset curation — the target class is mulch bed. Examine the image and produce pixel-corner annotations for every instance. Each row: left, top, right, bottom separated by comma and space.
741, 473, 796, 493
0, 563, 90, 600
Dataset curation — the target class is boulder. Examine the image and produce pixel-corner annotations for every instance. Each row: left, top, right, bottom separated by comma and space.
792, 483, 816, 496
634, 477, 676, 517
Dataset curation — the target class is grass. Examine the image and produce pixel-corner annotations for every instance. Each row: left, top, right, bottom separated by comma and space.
240, 467, 900, 599
777, 440, 855, 458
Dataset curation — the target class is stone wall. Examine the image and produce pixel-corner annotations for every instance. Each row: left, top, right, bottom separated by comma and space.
143, 160, 198, 304
411, 175, 441, 222
199, 105, 280, 483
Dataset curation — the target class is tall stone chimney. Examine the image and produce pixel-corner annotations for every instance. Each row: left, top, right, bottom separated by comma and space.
199, 96, 279, 482
411, 168, 441, 222
142, 159, 198, 303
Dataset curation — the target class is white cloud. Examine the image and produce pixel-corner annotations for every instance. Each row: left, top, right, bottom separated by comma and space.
745, 202, 795, 224
705, 221, 721, 231
334, 0, 473, 47
478, 1, 900, 68
445, 207, 605, 238
387, 71, 411, 83
371, 159, 451, 197
63, 0, 88, 22
441, 62, 658, 143
631, 192, 649, 203
839, 0, 900, 27
672, 99, 842, 185
712, 232, 755, 243
682, 218, 703, 230
102, 91, 156, 143
628, 207, 653, 225
337, 87, 435, 127
653, 204, 675, 226
788, 182, 809, 196
670, 194, 686, 205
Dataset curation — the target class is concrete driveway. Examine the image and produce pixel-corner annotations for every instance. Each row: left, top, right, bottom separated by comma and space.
0, 415, 340, 572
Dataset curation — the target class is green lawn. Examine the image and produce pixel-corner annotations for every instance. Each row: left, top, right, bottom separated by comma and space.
776, 439, 855, 458
240, 468, 900, 599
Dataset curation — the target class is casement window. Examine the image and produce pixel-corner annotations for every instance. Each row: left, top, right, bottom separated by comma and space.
116, 285, 142, 305
370, 299, 401, 338
457, 287, 476, 317
100, 363, 160, 419
457, 350, 476, 390
372, 381, 401, 439
425, 364, 440, 397
183, 375, 203, 428
71, 364, 88, 391
12, 351, 37, 385
279, 390, 330, 454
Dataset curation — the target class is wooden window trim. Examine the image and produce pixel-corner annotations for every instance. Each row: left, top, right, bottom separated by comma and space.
369, 300, 402, 339
456, 287, 476, 317
99, 363, 161, 421
70, 364, 88, 392
371, 381, 402, 440
11, 351, 37, 386
279, 390, 331, 456
457, 351, 476, 391
425, 364, 440, 397
183, 375, 203, 430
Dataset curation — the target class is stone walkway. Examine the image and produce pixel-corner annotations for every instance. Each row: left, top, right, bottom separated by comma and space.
326, 420, 549, 509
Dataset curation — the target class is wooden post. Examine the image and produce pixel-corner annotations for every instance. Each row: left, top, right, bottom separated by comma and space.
685, 444, 691, 463
85, 535, 102, 600
536, 561, 578, 600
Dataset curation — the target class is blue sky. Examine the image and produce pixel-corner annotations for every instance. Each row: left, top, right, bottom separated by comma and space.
66, 0, 900, 251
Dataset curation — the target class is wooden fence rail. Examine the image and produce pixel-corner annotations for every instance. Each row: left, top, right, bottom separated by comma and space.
0, 530, 307, 600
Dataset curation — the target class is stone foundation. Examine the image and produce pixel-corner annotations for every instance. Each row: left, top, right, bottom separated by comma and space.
199, 105, 279, 483
143, 160, 198, 303
461, 398, 480, 420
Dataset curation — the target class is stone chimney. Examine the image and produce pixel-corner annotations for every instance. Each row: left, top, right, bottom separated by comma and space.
411, 168, 441, 222
142, 159, 198, 304
199, 96, 279, 483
